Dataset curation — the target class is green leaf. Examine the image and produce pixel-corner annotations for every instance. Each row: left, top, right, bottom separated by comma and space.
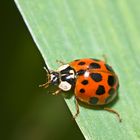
15, 0, 140, 139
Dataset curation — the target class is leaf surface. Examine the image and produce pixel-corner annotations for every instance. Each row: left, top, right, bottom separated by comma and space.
15, 0, 140, 139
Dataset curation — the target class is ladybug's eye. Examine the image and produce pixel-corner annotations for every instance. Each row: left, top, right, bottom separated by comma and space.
50, 72, 60, 85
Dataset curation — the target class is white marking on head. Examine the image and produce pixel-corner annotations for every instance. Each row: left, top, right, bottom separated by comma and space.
57, 64, 69, 71
69, 70, 75, 78
58, 81, 72, 91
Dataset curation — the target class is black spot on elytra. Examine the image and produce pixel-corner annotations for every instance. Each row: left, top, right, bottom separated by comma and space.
96, 85, 105, 95
89, 62, 101, 69
108, 75, 116, 86
108, 88, 115, 95
89, 97, 99, 105
78, 61, 86, 65
105, 64, 114, 72
80, 88, 85, 93
90, 73, 102, 82
81, 80, 88, 85
77, 69, 86, 76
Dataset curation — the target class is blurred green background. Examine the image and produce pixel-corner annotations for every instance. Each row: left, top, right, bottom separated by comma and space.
0, 1, 84, 140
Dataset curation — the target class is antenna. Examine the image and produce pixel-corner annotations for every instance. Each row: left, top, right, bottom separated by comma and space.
43, 66, 50, 74
39, 66, 51, 88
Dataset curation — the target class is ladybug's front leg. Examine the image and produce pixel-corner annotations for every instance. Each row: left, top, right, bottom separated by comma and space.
73, 96, 80, 119
39, 82, 50, 88
52, 89, 61, 95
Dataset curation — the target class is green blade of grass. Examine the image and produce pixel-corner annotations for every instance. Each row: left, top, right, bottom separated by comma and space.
15, 0, 140, 139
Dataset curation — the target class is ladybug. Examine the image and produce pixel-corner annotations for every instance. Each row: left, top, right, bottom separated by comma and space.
40, 58, 121, 122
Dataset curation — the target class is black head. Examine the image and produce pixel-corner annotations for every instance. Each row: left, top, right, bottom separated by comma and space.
50, 71, 60, 85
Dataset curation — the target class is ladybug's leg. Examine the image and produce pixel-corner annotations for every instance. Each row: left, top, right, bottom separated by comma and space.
104, 107, 122, 122
56, 60, 65, 65
39, 82, 50, 88
52, 89, 61, 95
39, 67, 51, 88
73, 96, 80, 119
